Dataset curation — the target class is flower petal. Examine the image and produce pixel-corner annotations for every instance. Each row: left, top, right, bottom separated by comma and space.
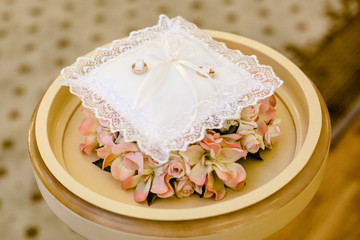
81, 135, 98, 155
180, 145, 205, 166
213, 163, 235, 183
256, 120, 268, 137
111, 157, 135, 181
221, 133, 242, 141
258, 99, 270, 113
189, 159, 212, 186
151, 173, 174, 198
112, 142, 139, 155
220, 139, 241, 149
123, 152, 144, 174
121, 175, 143, 190
78, 109, 98, 136
150, 173, 168, 194
268, 95, 277, 107
134, 176, 152, 202
97, 129, 115, 147
79, 144, 85, 152
204, 172, 226, 200
215, 148, 247, 163
96, 146, 112, 159
200, 142, 220, 158
258, 105, 275, 124
222, 162, 246, 190
102, 152, 117, 169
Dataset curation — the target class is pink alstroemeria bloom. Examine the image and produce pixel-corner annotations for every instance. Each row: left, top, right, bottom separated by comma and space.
115, 153, 156, 202
180, 132, 247, 200
78, 109, 98, 136
97, 138, 139, 170
150, 166, 174, 198
256, 95, 277, 137
97, 127, 116, 147
78, 109, 99, 155
204, 171, 226, 200
199, 131, 222, 158
94, 125, 138, 170
112, 152, 174, 203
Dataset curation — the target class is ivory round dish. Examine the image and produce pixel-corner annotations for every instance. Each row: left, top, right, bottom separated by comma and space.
28, 86, 330, 239
33, 30, 324, 225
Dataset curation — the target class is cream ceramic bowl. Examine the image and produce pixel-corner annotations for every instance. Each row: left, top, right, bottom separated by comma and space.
29, 30, 330, 239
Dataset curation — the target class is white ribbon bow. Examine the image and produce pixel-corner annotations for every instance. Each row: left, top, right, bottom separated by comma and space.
130, 37, 219, 129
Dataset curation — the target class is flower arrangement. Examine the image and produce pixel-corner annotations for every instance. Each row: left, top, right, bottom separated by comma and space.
78, 95, 281, 205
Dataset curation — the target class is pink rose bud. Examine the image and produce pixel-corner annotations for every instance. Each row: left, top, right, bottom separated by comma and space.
237, 120, 257, 135
264, 119, 281, 149
174, 176, 195, 198
240, 133, 264, 154
167, 158, 186, 178
241, 104, 260, 121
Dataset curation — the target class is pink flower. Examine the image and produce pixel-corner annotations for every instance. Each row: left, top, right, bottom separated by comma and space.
204, 171, 226, 200
236, 120, 257, 135
112, 152, 174, 202
79, 135, 98, 155
97, 127, 116, 147
220, 133, 242, 148
77, 94, 281, 203
180, 131, 247, 199
174, 176, 195, 198
241, 104, 260, 121
213, 162, 246, 190
180, 145, 206, 166
111, 156, 135, 181
264, 119, 281, 149
98, 139, 139, 170
268, 94, 277, 107
78, 109, 99, 155
199, 131, 222, 158
165, 157, 191, 178
240, 133, 264, 154
78, 109, 98, 136
150, 166, 174, 198
132, 175, 153, 203
256, 95, 277, 137
117, 153, 157, 203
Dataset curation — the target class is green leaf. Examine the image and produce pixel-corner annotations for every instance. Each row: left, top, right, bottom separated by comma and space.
146, 192, 157, 206
199, 185, 206, 198
92, 159, 111, 172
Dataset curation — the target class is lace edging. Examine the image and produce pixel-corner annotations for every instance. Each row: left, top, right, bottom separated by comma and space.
59, 15, 283, 164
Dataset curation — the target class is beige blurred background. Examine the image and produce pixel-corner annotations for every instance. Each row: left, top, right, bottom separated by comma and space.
0, 0, 359, 239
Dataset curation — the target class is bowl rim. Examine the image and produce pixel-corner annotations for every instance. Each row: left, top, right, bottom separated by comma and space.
35, 30, 322, 221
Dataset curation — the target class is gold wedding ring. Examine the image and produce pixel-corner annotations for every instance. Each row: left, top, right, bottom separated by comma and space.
197, 66, 215, 78
132, 60, 148, 75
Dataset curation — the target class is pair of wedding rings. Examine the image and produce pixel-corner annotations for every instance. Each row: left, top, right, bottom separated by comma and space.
131, 59, 215, 78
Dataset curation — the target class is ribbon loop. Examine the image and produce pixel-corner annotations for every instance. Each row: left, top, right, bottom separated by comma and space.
130, 37, 218, 127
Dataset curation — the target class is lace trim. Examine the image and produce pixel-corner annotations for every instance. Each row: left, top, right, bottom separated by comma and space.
59, 15, 283, 165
